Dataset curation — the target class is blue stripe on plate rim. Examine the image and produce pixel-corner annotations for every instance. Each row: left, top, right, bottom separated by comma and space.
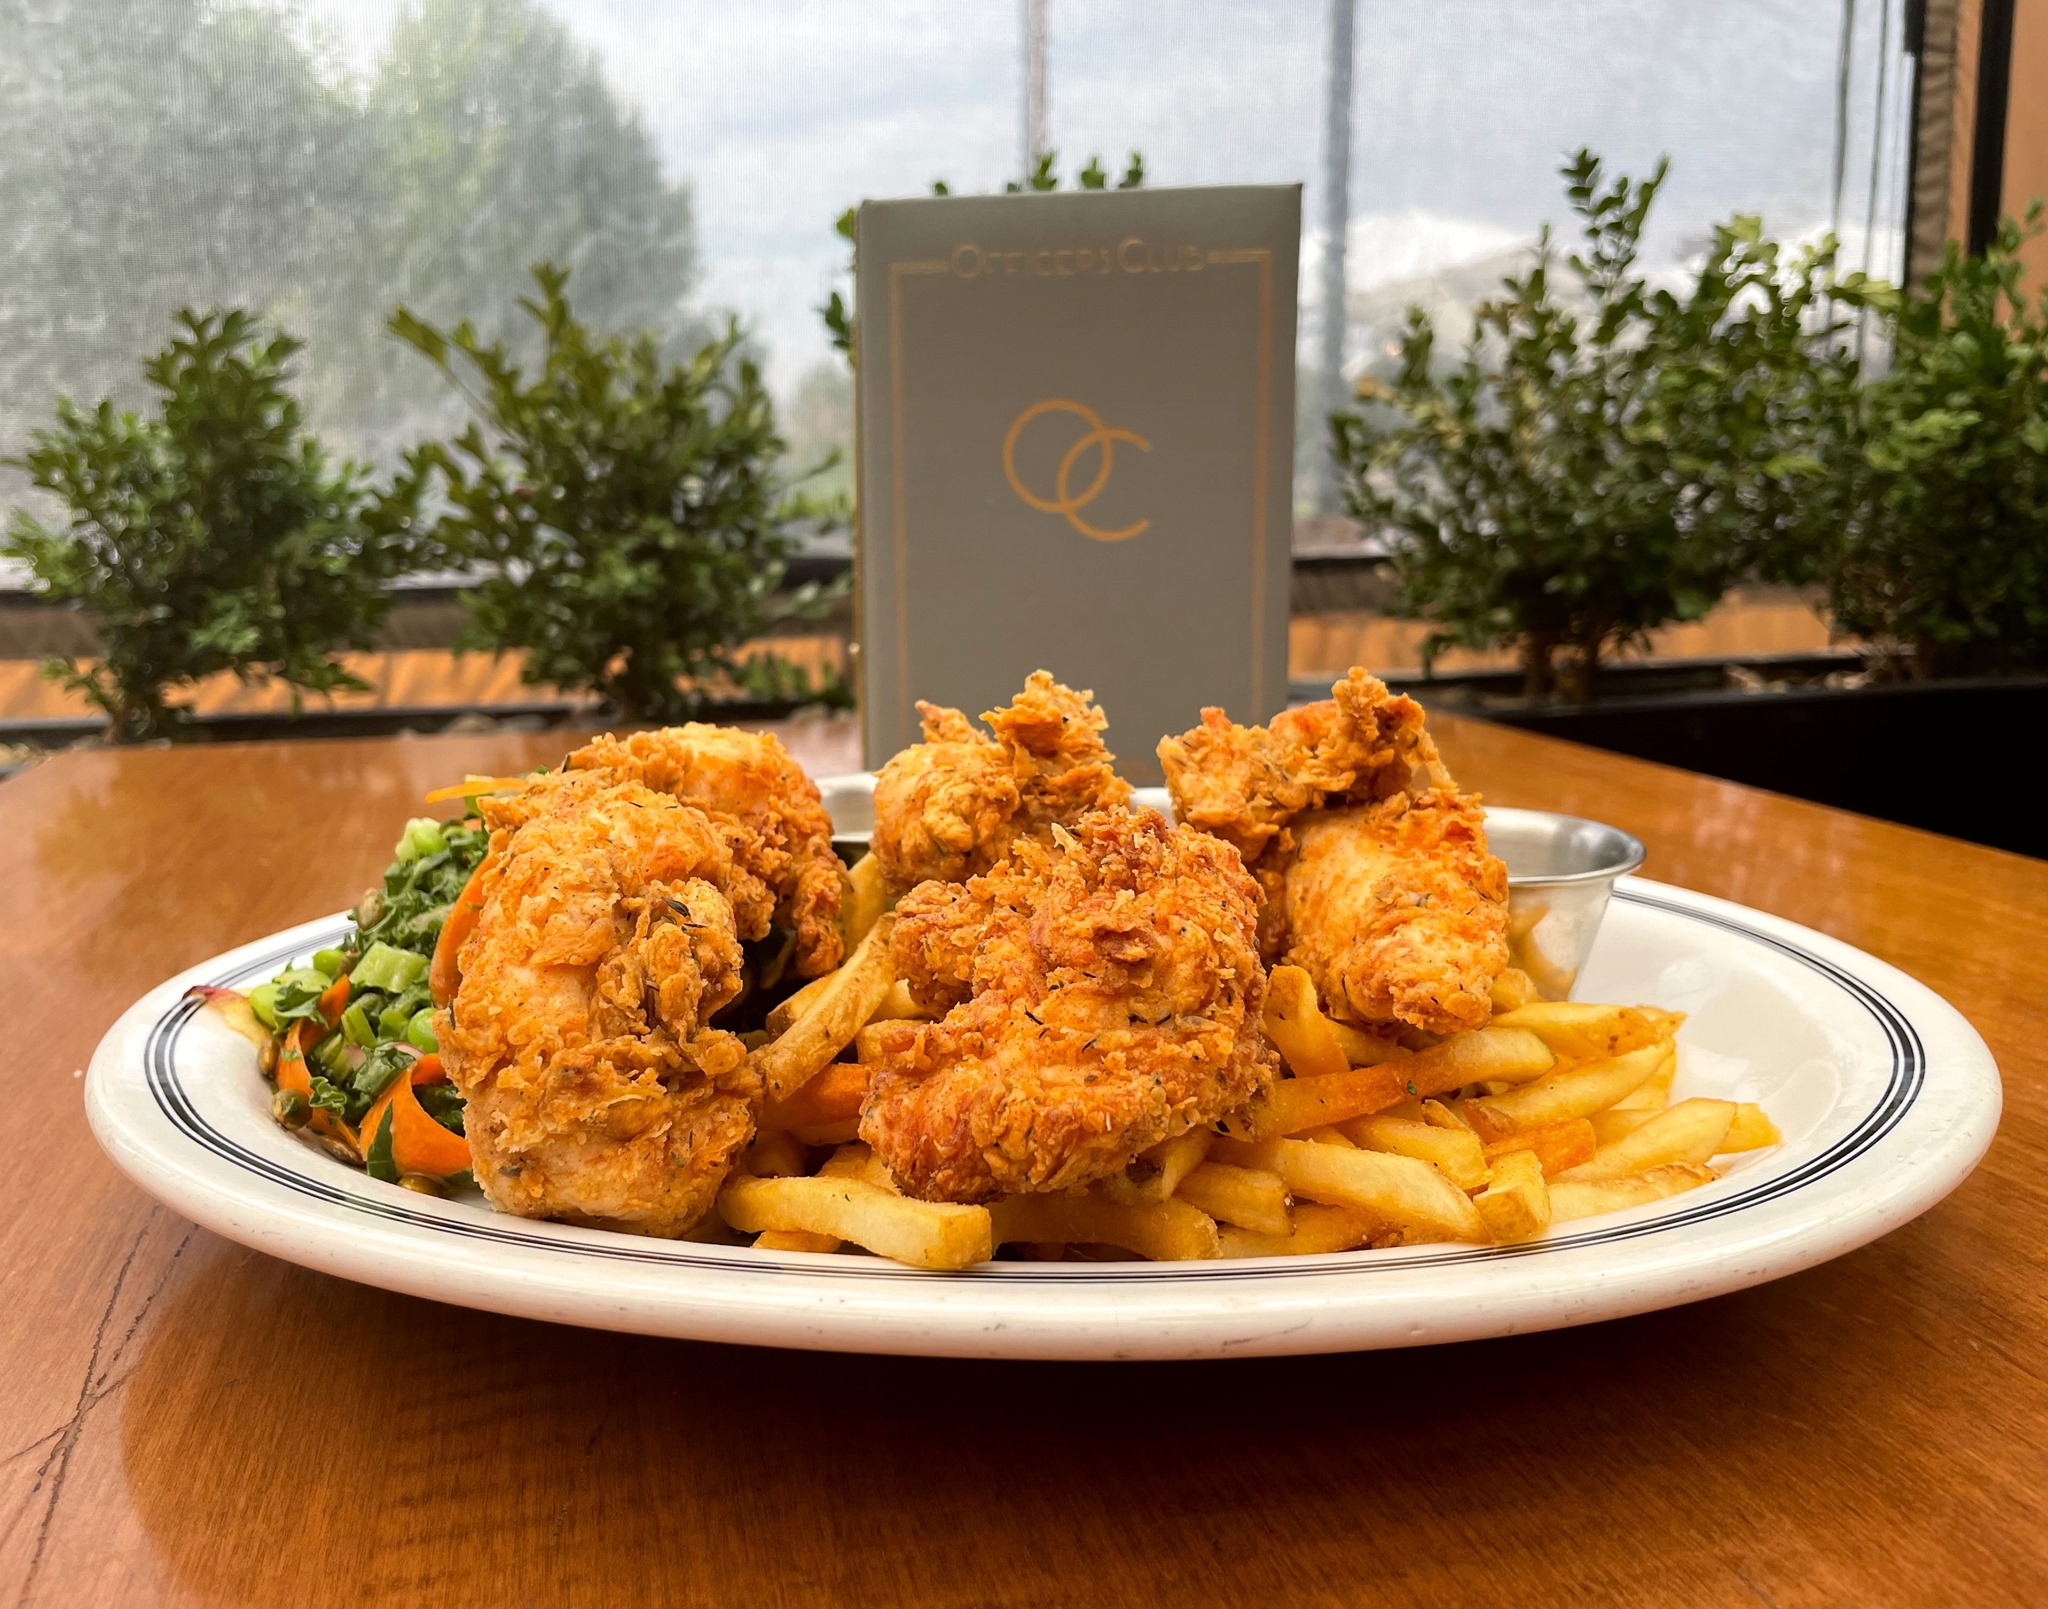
145, 887, 1923, 1285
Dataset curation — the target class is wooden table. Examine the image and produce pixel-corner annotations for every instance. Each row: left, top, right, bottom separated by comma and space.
2, 713, 2042, 1607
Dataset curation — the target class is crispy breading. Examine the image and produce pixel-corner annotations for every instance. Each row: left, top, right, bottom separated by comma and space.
860, 807, 1275, 1202
567, 724, 845, 977
439, 771, 762, 1237
1159, 669, 1509, 1037
871, 671, 1133, 887
1286, 794, 1509, 1034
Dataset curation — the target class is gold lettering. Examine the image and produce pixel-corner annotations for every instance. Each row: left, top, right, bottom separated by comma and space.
1007, 250, 1027, 274
1033, 248, 1053, 274
1056, 247, 1074, 275
1117, 236, 1146, 273
951, 243, 984, 279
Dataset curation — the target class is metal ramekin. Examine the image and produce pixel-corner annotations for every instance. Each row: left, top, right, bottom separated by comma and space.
1485, 807, 1647, 1000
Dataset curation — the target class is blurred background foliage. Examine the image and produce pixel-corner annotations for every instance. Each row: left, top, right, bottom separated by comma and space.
0, 0, 701, 475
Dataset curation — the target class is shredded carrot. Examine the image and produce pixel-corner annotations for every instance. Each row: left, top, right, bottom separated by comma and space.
759, 1060, 871, 1132
390, 1070, 471, 1179
423, 776, 531, 804
276, 1020, 359, 1156
430, 848, 496, 1007
315, 975, 351, 1028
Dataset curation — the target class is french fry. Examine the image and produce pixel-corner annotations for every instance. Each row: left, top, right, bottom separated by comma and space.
1474, 1147, 1550, 1243
741, 1129, 807, 1178
854, 1019, 922, 1064
1300, 1125, 1357, 1147
681, 1213, 747, 1245
1421, 1098, 1473, 1132
720, 1174, 990, 1270
765, 970, 923, 1043
1343, 1114, 1488, 1192
1217, 1064, 1408, 1140
1173, 1162, 1293, 1236
1262, 965, 1351, 1078
750, 913, 898, 1100
1588, 1107, 1660, 1146
867, 979, 926, 1023
765, 970, 835, 1038
1559, 1098, 1735, 1181
1218, 1202, 1386, 1258
753, 1229, 841, 1253
1215, 1137, 1488, 1244
989, 1191, 1220, 1261
841, 852, 891, 948
1611, 1048, 1679, 1111
1488, 967, 1534, 1013
1461, 1041, 1667, 1141
1328, 1020, 1407, 1066
1490, 1001, 1681, 1063
1408, 1026, 1558, 1090
1548, 1163, 1717, 1223
1102, 1129, 1214, 1205
816, 1142, 899, 1191
1220, 1027, 1555, 1140
1722, 1102, 1783, 1152
1481, 1118, 1597, 1178
759, 1060, 871, 1132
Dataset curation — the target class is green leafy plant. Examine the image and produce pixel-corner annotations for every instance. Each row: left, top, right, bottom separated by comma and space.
3, 309, 430, 741
821, 151, 1146, 358
1813, 207, 2048, 678
733, 649, 855, 710
1333, 150, 1877, 700
394, 264, 829, 723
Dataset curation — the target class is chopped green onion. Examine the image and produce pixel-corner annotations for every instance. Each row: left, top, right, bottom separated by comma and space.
406, 1012, 441, 1053
311, 1032, 356, 1078
394, 817, 448, 865
353, 942, 428, 993
340, 1001, 379, 1048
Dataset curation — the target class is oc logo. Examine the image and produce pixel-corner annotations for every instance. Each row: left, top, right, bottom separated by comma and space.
1001, 398, 1151, 543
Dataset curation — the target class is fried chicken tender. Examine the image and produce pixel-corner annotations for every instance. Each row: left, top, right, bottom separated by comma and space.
860, 807, 1275, 1202
439, 770, 762, 1237
1159, 669, 1509, 1037
871, 671, 1134, 888
567, 724, 844, 977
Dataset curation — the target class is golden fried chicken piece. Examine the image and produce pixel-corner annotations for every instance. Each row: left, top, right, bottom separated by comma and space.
1159, 669, 1509, 1036
439, 770, 761, 1236
1286, 794, 1508, 1034
567, 724, 844, 977
871, 671, 1133, 887
860, 807, 1275, 1202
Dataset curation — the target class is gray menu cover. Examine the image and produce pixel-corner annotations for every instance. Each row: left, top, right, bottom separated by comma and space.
854, 184, 1299, 783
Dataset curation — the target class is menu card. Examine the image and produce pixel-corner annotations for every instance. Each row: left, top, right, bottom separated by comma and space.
853, 184, 1300, 781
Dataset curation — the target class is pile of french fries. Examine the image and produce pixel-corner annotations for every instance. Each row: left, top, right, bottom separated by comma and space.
711, 855, 1781, 1272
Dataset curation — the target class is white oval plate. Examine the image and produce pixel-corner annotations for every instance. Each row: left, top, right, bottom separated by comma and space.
85, 879, 1998, 1359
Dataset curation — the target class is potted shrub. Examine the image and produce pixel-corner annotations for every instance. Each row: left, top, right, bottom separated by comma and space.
1805, 208, 2048, 680
1331, 149, 1869, 701
1329, 154, 2048, 859
3, 310, 432, 742
393, 264, 847, 724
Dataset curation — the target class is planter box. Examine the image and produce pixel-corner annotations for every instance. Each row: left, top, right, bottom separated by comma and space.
0, 694, 838, 754
1374, 662, 2048, 861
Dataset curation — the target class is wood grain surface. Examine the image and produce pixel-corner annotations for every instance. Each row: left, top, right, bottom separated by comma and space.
1, 712, 2041, 1608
